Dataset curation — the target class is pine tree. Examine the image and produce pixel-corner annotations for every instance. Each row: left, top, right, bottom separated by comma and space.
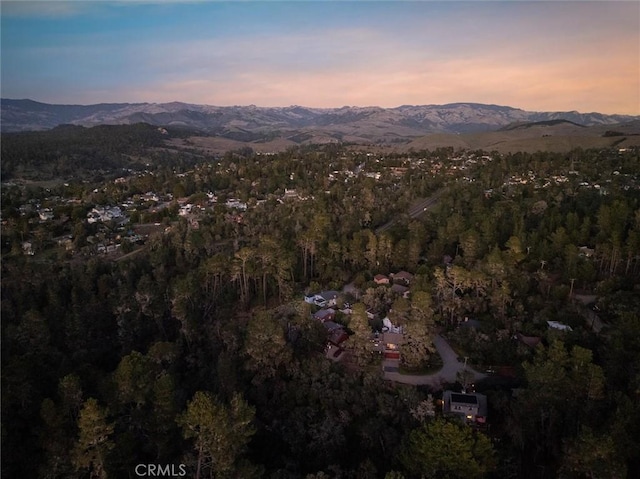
178, 391, 257, 479
72, 398, 115, 479
400, 418, 495, 479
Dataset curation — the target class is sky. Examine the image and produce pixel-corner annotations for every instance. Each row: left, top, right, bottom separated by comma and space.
1, 0, 639, 114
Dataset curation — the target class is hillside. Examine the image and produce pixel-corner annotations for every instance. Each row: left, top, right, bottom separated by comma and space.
2, 100, 637, 144
0, 123, 199, 180
399, 120, 640, 154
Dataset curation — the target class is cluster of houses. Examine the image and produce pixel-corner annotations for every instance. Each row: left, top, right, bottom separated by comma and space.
304, 290, 350, 361
301, 282, 490, 426
303, 273, 415, 363
324, 152, 498, 186
87, 205, 127, 224
373, 270, 413, 298
175, 194, 249, 217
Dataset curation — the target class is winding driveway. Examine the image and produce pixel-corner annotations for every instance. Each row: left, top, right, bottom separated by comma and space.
382, 334, 486, 389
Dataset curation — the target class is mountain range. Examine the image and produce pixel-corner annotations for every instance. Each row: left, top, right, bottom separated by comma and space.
2, 99, 638, 143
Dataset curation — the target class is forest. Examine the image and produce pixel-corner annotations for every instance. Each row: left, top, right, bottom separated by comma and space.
1, 126, 639, 479
0, 123, 199, 181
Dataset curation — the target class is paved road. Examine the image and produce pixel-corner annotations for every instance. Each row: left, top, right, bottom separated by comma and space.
376, 188, 445, 234
382, 334, 486, 389
406, 190, 446, 219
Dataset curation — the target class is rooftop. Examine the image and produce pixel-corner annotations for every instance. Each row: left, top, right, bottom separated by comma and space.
450, 393, 478, 405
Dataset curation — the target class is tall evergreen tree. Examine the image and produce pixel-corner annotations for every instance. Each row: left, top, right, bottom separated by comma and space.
72, 398, 115, 479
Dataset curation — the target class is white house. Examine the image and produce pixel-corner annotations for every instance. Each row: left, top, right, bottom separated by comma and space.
547, 321, 573, 332
443, 391, 488, 424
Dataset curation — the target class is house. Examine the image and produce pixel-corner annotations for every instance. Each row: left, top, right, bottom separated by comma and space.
322, 321, 349, 346
87, 205, 126, 224
305, 294, 328, 307
103, 206, 123, 220
179, 204, 193, 216
382, 332, 404, 359
374, 274, 390, 285
87, 211, 101, 224
392, 271, 413, 285
38, 209, 54, 221
547, 321, 573, 332
22, 241, 34, 256
391, 284, 410, 298
578, 246, 595, 258
327, 328, 349, 346
323, 321, 343, 333
514, 332, 542, 349
318, 290, 341, 307
283, 189, 300, 200
313, 308, 336, 323
443, 391, 488, 424
382, 317, 403, 334
304, 290, 340, 308
142, 192, 159, 202
225, 198, 247, 211
55, 235, 74, 251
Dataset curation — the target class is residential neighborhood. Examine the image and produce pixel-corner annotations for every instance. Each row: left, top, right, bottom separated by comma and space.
2, 127, 639, 479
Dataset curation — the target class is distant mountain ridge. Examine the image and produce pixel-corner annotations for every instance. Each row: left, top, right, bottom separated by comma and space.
1, 99, 638, 142
499, 119, 587, 131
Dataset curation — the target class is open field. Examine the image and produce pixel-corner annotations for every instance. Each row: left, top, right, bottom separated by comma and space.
164, 120, 640, 156
398, 121, 640, 154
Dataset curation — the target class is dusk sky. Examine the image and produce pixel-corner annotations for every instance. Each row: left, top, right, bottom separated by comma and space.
1, 1, 639, 114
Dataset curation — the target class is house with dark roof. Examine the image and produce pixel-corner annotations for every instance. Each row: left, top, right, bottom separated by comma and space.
392, 271, 413, 285
327, 328, 349, 346
514, 332, 542, 349
322, 321, 349, 346
313, 308, 336, 323
318, 290, 341, 307
391, 284, 410, 298
323, 321, 343, 333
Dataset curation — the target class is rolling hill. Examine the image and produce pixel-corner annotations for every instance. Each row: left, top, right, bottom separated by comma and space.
399, 119, 640, 154
2, 99, 637, 138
